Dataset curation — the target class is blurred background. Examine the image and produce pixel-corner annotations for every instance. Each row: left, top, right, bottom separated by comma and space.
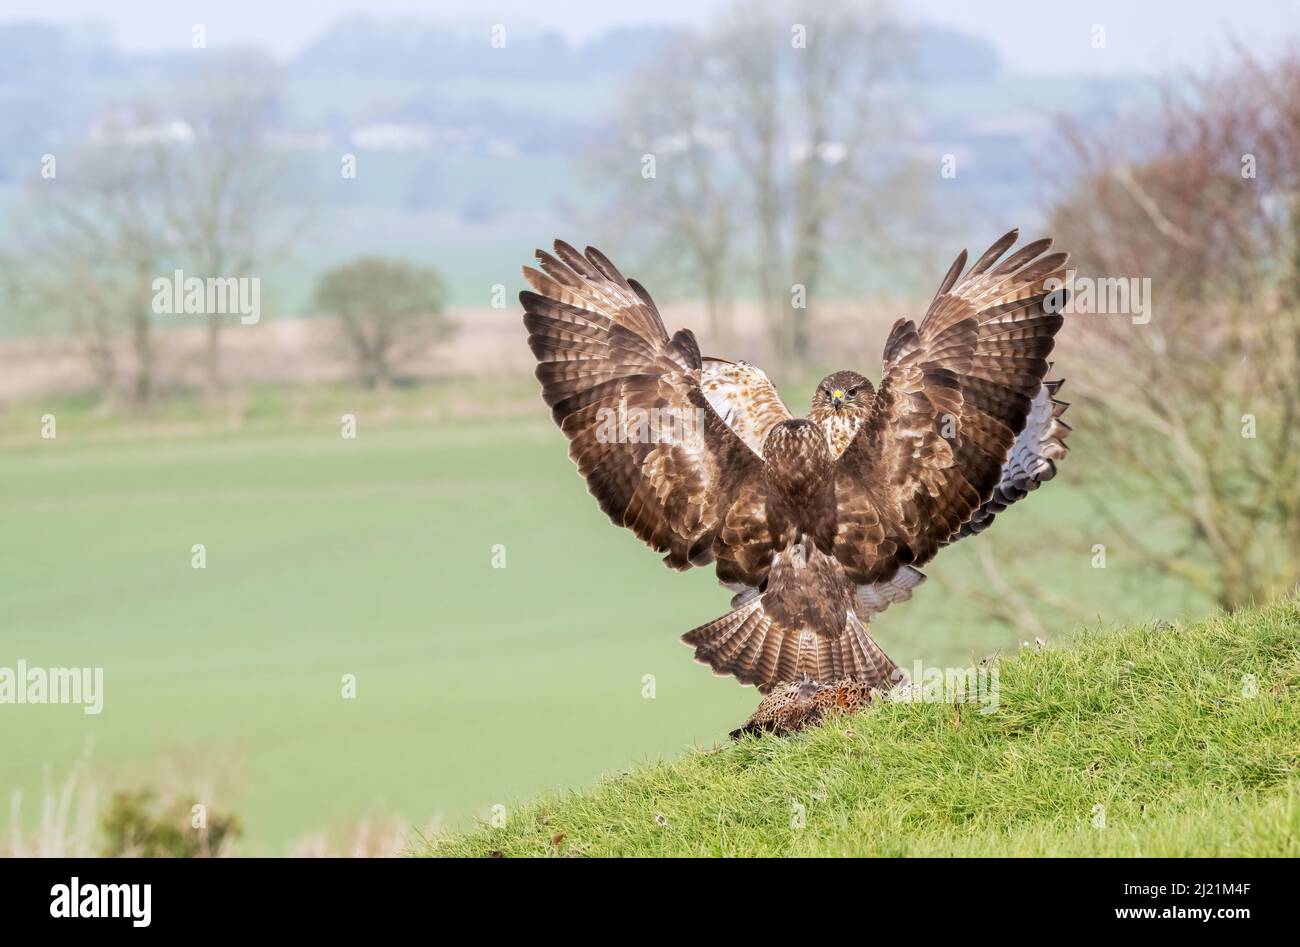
1, 0, 1298, 855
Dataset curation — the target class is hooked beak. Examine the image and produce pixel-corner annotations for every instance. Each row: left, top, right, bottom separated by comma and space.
831, 388, 845, 411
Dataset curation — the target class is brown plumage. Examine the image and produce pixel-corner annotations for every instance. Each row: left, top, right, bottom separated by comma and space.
731, 677, 883, 738
521, 230, 1072, 728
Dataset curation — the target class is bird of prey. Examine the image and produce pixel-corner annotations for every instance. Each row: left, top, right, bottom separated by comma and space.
520, 230, 1071, 727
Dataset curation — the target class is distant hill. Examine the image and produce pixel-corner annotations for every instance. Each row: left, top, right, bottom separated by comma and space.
0, 16, 1157, 314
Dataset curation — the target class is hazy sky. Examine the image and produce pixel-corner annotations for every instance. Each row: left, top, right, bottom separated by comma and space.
4, 0, 1298, 76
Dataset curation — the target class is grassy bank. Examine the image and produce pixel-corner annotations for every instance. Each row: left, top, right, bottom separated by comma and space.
424, 599, 1300, 856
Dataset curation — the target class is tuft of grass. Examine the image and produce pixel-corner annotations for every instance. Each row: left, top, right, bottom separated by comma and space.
422, 599, 1300, 857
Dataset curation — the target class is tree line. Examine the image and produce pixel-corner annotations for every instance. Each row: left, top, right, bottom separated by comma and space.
8, 53, 455, 403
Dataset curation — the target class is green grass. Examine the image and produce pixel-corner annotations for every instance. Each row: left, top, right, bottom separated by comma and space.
423, 599, 1300, 856
0, 382, 1214, 853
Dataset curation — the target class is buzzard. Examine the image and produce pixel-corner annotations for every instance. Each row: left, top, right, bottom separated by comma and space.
521, 230, 1071, 730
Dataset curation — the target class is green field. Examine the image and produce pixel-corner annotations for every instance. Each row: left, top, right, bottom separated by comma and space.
0, 381, 1208, 853
427, 599, 1300, 857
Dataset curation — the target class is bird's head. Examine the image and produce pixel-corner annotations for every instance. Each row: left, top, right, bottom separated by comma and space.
812, 370, 873, 416
797, 678, 819, 701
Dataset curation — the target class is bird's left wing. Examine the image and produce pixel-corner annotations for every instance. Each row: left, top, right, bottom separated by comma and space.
833, 230, 1069, 585
521, 241, 784, 576
942, 375, 1071, 545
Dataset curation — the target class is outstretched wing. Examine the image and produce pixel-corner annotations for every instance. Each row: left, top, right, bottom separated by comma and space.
834, 229, 1069, 585
945, 376, 1071, 544
521, 240, 784, 581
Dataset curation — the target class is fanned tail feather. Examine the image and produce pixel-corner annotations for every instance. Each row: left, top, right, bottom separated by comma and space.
682, 599, 900, 693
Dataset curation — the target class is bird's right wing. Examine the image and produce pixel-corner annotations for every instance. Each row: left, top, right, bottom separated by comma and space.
521, 240, 784, 580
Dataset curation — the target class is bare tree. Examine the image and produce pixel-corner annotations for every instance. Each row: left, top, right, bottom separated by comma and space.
313, 258, 453, 389
601, 36, 738, 346
1047, 48, 1300, 609
29, 151, 173, 405
160, 53, 301, 396
599, 0, 923, 363
23, 54, 295, 406
6, 232, 120, 396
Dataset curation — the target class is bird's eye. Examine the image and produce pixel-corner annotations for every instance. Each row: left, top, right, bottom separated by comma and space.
848, 387, 859, 397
